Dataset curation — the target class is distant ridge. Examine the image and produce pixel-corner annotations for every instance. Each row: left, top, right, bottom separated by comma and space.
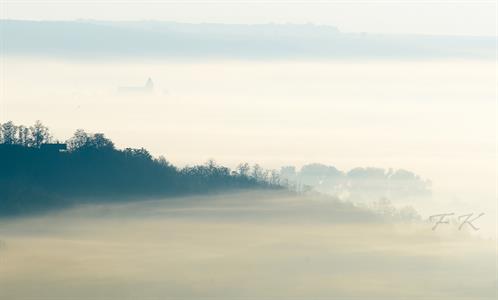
1, 20, 495, 59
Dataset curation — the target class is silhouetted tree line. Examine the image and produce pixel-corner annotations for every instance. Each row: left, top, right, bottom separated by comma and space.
0, 121, 281, 215
0, 120, 52, 147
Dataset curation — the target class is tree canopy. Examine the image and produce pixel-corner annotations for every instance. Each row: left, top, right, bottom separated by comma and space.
0, 121, 281, 216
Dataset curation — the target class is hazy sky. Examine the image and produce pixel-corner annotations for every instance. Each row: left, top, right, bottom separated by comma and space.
1, 0, 496, 36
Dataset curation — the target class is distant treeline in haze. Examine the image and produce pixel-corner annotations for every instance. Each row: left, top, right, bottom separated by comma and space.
1, 20, 495, 59
280, 163, 431, 203
0, 121, 281, 216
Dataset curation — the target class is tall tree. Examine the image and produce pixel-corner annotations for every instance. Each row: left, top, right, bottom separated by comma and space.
17, 125, 33, 146
87, 133, 114, 149
236, 163, 250, 177
0, 122, 3, 144
1, 121, 18, 145
67, 129, 89, 150
30, 121, 51, 147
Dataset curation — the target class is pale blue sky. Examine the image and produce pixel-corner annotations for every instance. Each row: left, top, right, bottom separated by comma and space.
1, 0, 496, 36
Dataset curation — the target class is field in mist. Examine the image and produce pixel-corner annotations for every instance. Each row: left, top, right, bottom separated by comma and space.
0, 191, 495, 299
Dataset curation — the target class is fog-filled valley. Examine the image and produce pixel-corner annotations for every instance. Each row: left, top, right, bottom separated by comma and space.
1, 191, 496, 300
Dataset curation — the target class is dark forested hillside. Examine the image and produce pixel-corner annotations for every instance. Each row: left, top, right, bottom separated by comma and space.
0, 121, 281, 216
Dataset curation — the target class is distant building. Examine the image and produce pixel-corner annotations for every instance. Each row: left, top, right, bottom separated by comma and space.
40, 143, 67, 152
145, 78, 153, 90
118, 78, 154, 94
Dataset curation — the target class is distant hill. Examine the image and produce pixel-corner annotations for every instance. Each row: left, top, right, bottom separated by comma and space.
1, 20, 495, 59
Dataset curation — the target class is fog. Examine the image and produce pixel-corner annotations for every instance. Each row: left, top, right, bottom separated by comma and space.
2, 57, 496, 233
0, 191, 496, 299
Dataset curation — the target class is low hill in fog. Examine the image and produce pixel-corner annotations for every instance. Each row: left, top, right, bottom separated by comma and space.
0, 121, 281, 216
